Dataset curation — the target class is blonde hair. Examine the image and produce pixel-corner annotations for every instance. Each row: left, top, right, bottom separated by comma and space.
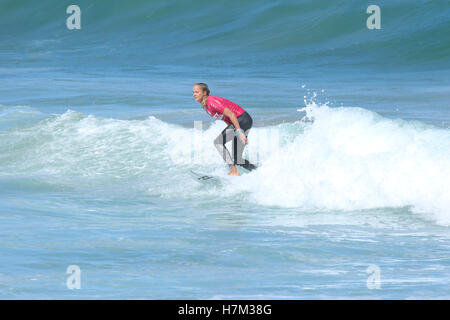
195, 83, 210, 106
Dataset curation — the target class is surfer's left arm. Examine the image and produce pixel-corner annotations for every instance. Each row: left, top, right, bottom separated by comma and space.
223, 107, 248, 145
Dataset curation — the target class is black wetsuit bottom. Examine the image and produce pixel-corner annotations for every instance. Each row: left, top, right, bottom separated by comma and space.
213, 112, 257, 171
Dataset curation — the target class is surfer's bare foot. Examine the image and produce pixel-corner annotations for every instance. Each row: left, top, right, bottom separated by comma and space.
228, 166, 240, 176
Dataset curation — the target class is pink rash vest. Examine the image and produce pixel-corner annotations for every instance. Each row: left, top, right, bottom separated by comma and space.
204, 96, 246, 125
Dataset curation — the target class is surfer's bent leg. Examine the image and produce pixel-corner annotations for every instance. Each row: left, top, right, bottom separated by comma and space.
214, 112, 257, 171
214, 125, 235, 168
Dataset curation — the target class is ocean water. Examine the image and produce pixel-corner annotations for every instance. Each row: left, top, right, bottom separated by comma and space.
0, 0, 449, 299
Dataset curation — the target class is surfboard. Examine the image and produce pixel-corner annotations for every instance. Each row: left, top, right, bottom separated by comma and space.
190, 163, 259, 184
189, 170, 222, 185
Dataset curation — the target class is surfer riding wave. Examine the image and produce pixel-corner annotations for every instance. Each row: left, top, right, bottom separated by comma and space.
193, 83, 257, 176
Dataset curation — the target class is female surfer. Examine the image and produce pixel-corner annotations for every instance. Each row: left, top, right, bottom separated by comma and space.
193, 83, 257, 176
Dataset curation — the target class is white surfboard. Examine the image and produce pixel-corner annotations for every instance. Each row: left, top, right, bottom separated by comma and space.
189, 170, 222, 185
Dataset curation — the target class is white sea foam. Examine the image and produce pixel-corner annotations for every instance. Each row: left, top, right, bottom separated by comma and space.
237, 102, 450, 226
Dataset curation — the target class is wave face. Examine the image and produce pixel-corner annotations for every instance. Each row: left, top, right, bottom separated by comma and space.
1, 102, 449, 225
1, 0, 449, 71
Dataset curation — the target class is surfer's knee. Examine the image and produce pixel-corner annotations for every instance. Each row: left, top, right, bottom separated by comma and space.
213, 141, 222, 153
213, 135, 224, 148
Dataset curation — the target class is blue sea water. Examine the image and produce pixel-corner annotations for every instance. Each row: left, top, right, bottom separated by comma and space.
0, 0, 450, 299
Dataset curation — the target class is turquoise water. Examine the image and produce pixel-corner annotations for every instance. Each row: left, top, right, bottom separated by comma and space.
1, 0, 450, 299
